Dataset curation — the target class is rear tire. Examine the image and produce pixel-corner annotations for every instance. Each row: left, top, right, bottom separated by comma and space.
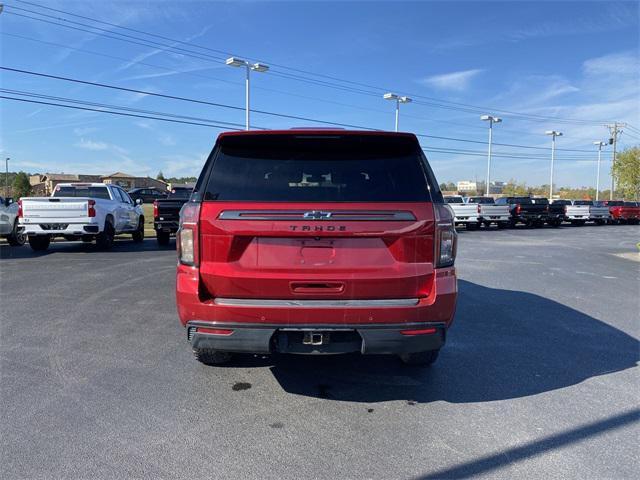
156, 230, 170, 246
497, 222, 508, 229
399, 349, 440, 366
7, 219, 26, 246
28, 235, 50, 251
193, 348, 232, 366
132, 217, 144, 243
466, 222, 480, 231
95, 220, 115, 250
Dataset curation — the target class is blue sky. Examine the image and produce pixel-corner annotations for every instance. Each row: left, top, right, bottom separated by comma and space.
1, 0, 639, 188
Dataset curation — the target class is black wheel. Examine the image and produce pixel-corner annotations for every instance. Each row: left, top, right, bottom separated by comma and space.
95, 219, 115, 250
483, 221, 491, 228
497, 222, 508, 229
132, 217, 144, 243
549, 219, 561, 228
156, 230, 170, 246
7, 219, 26, 246
28, 235, 50, 251
466, 222, 480, 231
595, 220, 605, 226
399, 349, 440, 366
193, 348, 232, 366
509, 219, 517, 228
81, 235, 94, 243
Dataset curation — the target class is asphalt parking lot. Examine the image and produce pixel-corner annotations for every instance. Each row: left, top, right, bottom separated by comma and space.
1, 225, 638, 479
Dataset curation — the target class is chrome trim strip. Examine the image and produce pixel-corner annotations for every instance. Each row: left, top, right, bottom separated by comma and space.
213, 298, 420, 307
218, 210, 416, 221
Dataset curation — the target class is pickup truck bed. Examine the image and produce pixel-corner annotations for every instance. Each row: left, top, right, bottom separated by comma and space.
153, 188, 192, 245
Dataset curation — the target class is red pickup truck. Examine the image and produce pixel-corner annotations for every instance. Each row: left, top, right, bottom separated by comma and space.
176, 130, 458, 366
597, 200, 640, 224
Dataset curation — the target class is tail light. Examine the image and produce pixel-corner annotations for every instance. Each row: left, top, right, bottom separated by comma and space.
153, 200, 159, 219
477, 204, 481, 214
515, 204, 521, 214
563, 205, 568, 214
87, 199, 96, 217
177, 202, 201, 266
17, 199, 23, 218
433, 203, 457, 268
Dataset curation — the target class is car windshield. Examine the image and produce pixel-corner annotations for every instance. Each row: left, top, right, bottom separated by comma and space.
53, 186, 111, 200
204, 134, 431, 202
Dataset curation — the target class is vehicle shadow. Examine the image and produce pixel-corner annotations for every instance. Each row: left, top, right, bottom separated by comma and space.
267, 279, 638, 403
0, 237, 175, 259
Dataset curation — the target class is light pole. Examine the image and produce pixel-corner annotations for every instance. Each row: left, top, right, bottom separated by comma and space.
545, 130, 562, 198
480, 115, 501, 196
593, 141, 605, 201
383, 93, 412, 132
225, 57, 269, 130
5, 157, 9, 197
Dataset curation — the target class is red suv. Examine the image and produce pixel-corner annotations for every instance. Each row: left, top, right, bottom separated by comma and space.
176, 130, 458, 366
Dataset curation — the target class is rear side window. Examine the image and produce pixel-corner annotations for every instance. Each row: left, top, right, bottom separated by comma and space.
203, 134, 433, 202
54, 186, 111, 200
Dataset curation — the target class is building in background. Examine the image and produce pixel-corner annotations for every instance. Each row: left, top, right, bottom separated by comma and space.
456, 181, 477, 193
29, 172, 168, 196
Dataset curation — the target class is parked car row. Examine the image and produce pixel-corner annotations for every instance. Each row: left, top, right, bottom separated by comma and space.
444, 195, 640, 229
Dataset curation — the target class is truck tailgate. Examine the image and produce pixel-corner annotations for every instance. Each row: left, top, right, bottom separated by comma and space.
21, 198, 89, 222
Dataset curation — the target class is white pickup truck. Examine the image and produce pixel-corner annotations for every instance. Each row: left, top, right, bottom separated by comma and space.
573, 200, 610, 225
444, 196, 481, 230
19, 183, 145, 251
552, 199, 590, 226
466, 196, 510, 229
0, 195, 25, 246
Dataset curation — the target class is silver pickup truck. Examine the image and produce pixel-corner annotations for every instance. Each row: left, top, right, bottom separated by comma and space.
466, 196, 510, 229
574, 200, 610, 225
444, 196, 480, 230
552, 200, 610, 226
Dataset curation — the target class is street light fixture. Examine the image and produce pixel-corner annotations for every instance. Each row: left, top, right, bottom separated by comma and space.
545, 130, 563, 198
383, 93, 412, 132
225, 57, 270, 130
481, 115, 502, 196
593, 141, 606, 201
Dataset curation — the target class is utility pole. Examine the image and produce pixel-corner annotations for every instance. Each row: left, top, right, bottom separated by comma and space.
5, 157, 9, 197
545, 131, 563, 198
481, 115, 502, 196
593, 142, 605, 201
607, 122, 626, 200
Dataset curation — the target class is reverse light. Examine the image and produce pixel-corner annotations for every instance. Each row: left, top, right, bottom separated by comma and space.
17, 199, 23, 218
177, 202, 201, 266
153, 200, 159, 219
87, 199, 96, 218
434, 203, 457, 268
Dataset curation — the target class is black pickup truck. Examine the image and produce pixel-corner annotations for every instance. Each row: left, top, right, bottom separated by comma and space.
495, 196, 552, 227
153, 187, 192, 245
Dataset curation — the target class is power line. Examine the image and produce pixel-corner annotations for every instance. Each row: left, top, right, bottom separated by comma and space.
5, 1, 617, 126
2, 66, 604, 154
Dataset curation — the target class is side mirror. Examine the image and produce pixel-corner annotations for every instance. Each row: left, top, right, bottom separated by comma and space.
135, 198, 143, 206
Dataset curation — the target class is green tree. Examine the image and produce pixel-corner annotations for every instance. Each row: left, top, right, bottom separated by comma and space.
612, 146, 640, 199
12, 171, 32, 198
156, 170, 166, 181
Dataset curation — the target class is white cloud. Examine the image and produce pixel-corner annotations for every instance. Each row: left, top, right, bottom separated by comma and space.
73, 127, 99, 136
158, 134, 176, 146
583, 51, 639, 77
421, 69, 484, 92
75, 138, 108, 151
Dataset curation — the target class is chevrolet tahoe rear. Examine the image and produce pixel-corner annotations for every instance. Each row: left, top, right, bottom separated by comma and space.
176, 130, 457, 366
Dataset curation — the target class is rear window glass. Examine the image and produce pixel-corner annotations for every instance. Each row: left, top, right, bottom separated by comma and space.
467, 197, 494, 204
169, 189, 192, 199
553, 200, 571, 205
203, 134, 432, 202
531, 198, 549, 205
573, 200, 593, 205
624, 202, 638, 206
444, 196, 464, 204
54, 186, 111, 200
509, 197, 533, 204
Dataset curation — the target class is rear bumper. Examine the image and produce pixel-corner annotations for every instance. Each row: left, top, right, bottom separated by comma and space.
177, 265, 457, 355
154, 220, 179, 232
186, 320, 446, 355
21, 221, 101, 236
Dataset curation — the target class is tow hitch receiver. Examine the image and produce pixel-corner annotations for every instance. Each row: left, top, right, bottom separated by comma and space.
303, 332, 326, 345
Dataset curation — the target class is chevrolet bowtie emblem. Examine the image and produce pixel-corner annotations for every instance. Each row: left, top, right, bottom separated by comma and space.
303, 211, 332, 220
